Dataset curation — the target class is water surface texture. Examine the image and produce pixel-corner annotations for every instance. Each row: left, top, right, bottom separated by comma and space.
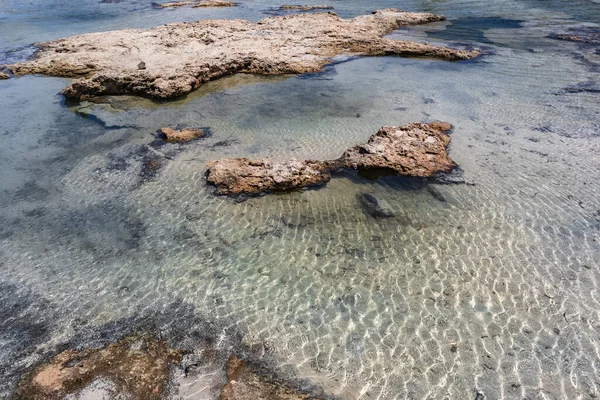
1, 0, 599, 399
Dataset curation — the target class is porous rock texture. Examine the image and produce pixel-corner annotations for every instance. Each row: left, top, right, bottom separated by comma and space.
206, 122, 456, 195
5, 9, 479, 100
157, 0, 236, 9
206, 158, 331, 195
158, 127, 207, 142
14, 335, 182, 400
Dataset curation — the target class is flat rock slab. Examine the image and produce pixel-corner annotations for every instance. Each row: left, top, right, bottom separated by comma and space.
206, 122, 456, 196
279, 5, 333, 11
156, 0, 236, 8
5, 9, 479, 100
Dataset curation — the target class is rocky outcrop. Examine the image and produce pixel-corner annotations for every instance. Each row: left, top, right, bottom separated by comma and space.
206, 158, 331, 195
157, 0, 236, 8
338, 121, 455, 176
15, 335, 181, 400
279, 5, 333, 11
5, 9, 479, 100
206, 122, 455, 196
158, 127, 207, 142
0, 72, 9, 79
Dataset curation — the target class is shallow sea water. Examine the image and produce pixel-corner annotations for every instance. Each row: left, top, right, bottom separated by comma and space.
0, 0, 599, 399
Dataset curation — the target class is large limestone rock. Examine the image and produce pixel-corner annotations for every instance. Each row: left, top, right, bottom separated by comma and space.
5, 9, 478, 100
206, 122, 456, 196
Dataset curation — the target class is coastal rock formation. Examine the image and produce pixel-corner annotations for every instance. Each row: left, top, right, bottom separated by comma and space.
157, 0, 236, 8
206, 122, 455, 195
0, 72, 9, 79
339, 122, 455, 176
15, 336, 182, 400
158, 127, 207, 142
279, 5, 333, 11
206, 158, 331, 195
5, 9, 479, 100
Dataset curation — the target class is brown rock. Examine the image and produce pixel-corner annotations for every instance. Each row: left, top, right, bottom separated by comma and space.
15, 335, 182, 400
279, 5, 333, 11
158, 127, 207, 142
206, 122, 456, 196
5, 9, 479, 100
338, 122, 455, 177
220, 356, 314, 400
157, 0, 235, 8
0, 72, 9, 79
206, 158, 331, 195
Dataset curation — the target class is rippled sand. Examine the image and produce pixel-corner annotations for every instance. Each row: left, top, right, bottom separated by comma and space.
0, 0, 599, 399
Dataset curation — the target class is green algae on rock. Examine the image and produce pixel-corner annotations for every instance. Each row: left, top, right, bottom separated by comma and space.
5, 9, 479, 100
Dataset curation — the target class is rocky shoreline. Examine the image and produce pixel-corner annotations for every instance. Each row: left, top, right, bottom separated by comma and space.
4, 9, 479, 100
207, 122, 456, 195
156, 0, 236, 9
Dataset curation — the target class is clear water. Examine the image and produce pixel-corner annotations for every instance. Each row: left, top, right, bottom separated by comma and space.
0, 0, 599, 399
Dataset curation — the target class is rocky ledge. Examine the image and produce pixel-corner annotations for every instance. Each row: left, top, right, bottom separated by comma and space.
156, 0, 236, 8
279, 5, 333, 11
207, 122, 456, 195
4, 9, 479, 100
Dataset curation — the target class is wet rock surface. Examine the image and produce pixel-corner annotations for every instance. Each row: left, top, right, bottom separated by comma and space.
158, 127, 208, 143
156, 0, 236, 8
206, 158, 332, 195
279, 5, 333, 11
220, 356, 317, 400
5, 9, 479, 99
207, 122, 456, 196
15, 335, 182, 400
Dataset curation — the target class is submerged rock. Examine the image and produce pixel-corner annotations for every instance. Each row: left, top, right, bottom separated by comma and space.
158, 127, 207, 143
206, 158, 331, 195
157, 0, 236, 8
5, 9, 479, 100
206, 122, 456, 196
220, 356, 317, 399
358, 193, 395, 218
279, 5, 333, 11
15, 335, 181, 400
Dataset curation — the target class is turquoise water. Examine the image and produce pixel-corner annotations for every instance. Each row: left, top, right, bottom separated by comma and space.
0, 0, 599, 399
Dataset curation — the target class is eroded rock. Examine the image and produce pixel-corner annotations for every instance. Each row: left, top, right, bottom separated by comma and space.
157, 0, 236, 8
206, 122, 456, 196
339, 122, 455, 177
0, 72, 9, 79
158, 127, 207, 143
15, 335, 182, 400
206, 158, 331, 195
279, 5, 333, 11
5, 9, 479, 100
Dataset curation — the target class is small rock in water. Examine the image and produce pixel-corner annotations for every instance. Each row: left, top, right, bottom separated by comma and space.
137, 61, 146, 70
358, 193, 395, 218
158, 127, 207, 143
0, 71, 9, 79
